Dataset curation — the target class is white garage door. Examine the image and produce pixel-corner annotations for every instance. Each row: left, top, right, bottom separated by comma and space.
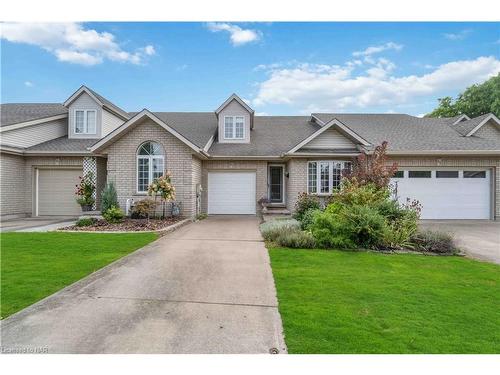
208, 172, 256, 214
37, 168, 83, 216
392, 169, 491, 219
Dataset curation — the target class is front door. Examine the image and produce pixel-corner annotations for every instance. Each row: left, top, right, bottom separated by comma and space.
269, 165, 284, 204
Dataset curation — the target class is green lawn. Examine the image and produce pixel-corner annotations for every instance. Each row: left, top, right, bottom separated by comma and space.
1, 232, 157, 319
269, 248, 500, 354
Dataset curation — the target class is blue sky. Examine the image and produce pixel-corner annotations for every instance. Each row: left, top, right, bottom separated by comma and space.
1, 22, 499, 116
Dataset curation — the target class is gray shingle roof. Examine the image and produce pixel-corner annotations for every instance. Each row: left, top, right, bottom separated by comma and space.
1, 103, 67, 127
208, 116, 319, 156
85, 87, 130, 120
26, 136, 97, 152
312, 113, 500, 152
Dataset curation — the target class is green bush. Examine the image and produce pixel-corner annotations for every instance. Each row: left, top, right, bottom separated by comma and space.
412, 230, 458, 254
293, 192, 320, 222
260, 219, 301, 242
102, 205, 125, 223
300, 208, 322, 230
274, 229, 316, 249
196, 213, 208, 221
311, 211, 356, 249
101, 182, 118, 214
76, 217, 96, 227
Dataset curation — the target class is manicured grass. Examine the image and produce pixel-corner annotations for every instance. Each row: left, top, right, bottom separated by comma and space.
269, 248, 500, 354
1, 232, 157, 318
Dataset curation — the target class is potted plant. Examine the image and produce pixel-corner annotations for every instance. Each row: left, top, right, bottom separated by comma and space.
75, 172, 96, 212
258, 196, 270, 209
147, 172, 176, 218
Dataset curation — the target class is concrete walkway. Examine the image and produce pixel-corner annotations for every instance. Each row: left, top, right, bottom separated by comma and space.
1, 216, 287, 354
0, 217, 76, 232
420, 220, 500, 264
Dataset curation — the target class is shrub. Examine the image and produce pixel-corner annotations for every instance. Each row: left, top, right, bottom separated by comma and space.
101, 182, 118, 214
332, 179, 390, 208
131, 199, 157, 219
260, 219, 301, 242
300, 208, 321, 230
76, 217, 96, 227
196, 213, 208, 221
293, 192, 321, 222
344, 141, 398, 189
75, 172, 95, 207
102, 205, 125, 223
311, 211, 355, 249
412, 230, 458, 254
274, 229, 316, 249
343, 205, 388, 249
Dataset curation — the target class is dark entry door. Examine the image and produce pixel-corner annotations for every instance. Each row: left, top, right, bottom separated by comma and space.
269, 166, 283, 203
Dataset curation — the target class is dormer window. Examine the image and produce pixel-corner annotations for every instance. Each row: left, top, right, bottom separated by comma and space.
224, 116, 245, 140
75, 110, 96, 134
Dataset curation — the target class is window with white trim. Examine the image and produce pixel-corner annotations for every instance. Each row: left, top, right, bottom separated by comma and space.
307, 161, 351, 194
223, 116, 245, 139
137, 141, 165, 193
74, 110, 97, 134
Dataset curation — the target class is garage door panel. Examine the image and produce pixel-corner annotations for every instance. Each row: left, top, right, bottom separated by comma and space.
208, 172, 256, 215
38, 169, 83, 216
393, 169, 490, 219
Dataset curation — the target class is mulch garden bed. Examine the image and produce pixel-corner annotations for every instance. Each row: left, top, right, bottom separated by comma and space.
62, 217, 184, 232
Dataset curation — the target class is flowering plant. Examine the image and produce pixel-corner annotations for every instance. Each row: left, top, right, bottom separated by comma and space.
75, 172, 95, 207
147, 172, 176, 201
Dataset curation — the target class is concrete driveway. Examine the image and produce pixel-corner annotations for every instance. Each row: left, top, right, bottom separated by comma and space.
1, 216, 286, 354
420, 220, 500, 264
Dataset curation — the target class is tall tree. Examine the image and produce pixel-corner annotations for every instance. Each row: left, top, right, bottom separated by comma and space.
426, 73, 500, 118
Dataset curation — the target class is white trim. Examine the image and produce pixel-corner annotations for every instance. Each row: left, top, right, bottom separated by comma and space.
136, 155, 165, 194
465, 114, 500, 137
310, 114, 326, 126
452, 114, 471, 125
0, 114, 68, 133
287, 118, 371, 154
64, 86, 103, 108
73, 109, 97, 135
203, 135, 215, 152
90, 109, 203, 154
307, 160, 352, 195
223, 115, 245, 140
35, 168, 39, 217
0, 144, 25, 155
215, 93, 254, 115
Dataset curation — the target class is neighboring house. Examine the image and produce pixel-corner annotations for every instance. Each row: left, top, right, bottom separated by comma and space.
1, 85, 500, 220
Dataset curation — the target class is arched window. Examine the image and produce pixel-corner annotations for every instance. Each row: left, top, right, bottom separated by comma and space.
137, 141, 165, 193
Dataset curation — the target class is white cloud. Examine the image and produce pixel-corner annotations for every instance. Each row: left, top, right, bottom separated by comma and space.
352, 42, 403, 57
0, 23, 155, 66
24, 81, 34, 87
443, 29, 472, 41
252, 56, 500, 113
206, 22, 261, 46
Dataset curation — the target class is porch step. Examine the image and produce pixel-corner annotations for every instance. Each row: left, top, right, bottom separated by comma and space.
262, 207, 291, 215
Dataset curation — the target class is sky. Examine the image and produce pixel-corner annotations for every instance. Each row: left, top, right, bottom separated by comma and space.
1, 22, 499, 116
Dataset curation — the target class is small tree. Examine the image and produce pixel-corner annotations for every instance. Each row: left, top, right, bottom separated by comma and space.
101, 181, 118, 214
147, 172, 176, 218
345, 141, 398, 190
75, 172, 95, 210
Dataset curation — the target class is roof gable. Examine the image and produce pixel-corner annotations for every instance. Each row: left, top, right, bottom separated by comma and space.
90, 110, 206, 155
463, 113, 500, 137
64, 85, 130, 120
215, 94, 254, 115
300, 127, 356, 150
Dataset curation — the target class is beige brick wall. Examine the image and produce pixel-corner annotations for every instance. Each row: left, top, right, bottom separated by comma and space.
1, 153, 27, 216
201, 160, 268, 214
474, 121, 500, 143
285, 158, 308, 212
389, 156, 500, 219
102, 120, 199, 217
24, 156, 84, 216
95, 156, 107, 210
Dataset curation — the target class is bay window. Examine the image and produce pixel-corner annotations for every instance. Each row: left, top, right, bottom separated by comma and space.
307, 160, 351, 194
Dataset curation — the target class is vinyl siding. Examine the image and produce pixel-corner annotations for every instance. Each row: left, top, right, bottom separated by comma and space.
217, 99, 251, 144
474, 120, 500, 143
102, 109, 125, 137
68, 92, 102, 139
0, 118, 67, 148
0, 153, 26, 216
301, 128, 355, 149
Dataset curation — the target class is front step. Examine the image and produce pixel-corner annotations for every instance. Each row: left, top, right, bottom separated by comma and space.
262, 206, 291, 215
